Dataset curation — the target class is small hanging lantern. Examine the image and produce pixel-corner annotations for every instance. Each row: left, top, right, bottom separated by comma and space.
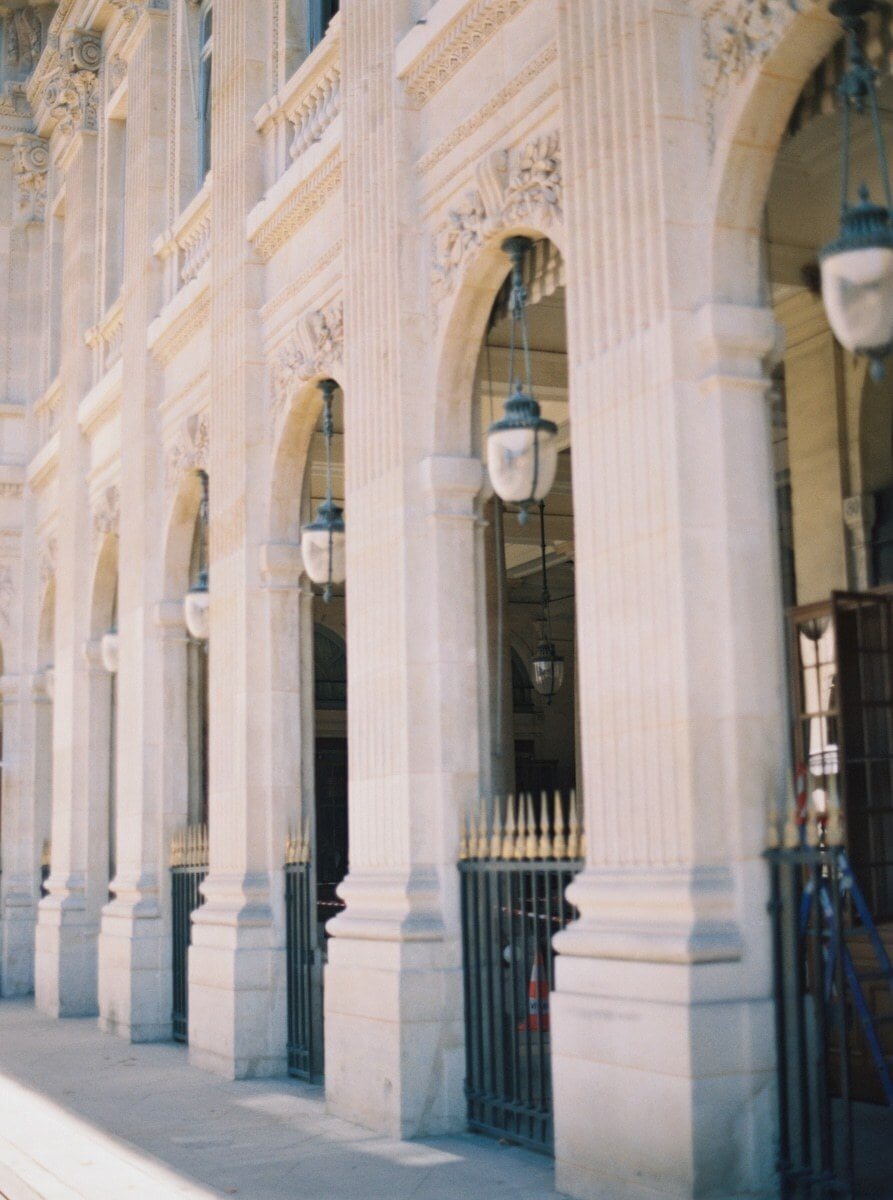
100, 628, 119, 674
531, 500, 564, 703
820, 0, 893, 381
486, 237, 559, 523
301, 379, 346, 603
183, 469, 210, 641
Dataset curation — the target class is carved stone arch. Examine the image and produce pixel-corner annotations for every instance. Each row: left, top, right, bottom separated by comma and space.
707, 2, 838, 304
163, 467, 204, 601
165, 411, 209, 497
270, 370, 346, 546
433, 228, 565, 459
429, 130, 565, 311
270, 299, 345, 436
90, 532, 119, 641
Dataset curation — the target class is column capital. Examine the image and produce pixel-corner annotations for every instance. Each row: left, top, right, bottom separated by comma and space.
12, 135, 49, 225
43, 29, 101, 140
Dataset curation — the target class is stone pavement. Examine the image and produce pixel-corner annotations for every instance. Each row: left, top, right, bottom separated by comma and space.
0, 1000, 562, 1200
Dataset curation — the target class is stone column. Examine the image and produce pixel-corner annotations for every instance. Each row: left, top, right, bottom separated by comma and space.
550, 5, 783, 1198
1, 138, 49, 997
322, 2, 481, 1137
98, 6, 173, 1042
35, 33, 103, 1017
186, 0, 285, 1078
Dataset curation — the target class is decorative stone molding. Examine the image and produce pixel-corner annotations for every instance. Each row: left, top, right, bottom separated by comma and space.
249, 150, 342, 263
416, 42, 557, 178
271, 300, 344, 420
401, 0, 534, 108
108, 0, 170, 23
430, 131, 561, 303
0, 484, 23, 499
166, 412, 209, 487
92, 485, 120, 539
701, 0, 811, 151
12, 134, 49, 224
42, 29, 101, 138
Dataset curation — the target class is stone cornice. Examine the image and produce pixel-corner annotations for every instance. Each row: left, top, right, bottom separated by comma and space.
29, 27, 101, 141
398, 0, 534, 108
248, 148, 342, 264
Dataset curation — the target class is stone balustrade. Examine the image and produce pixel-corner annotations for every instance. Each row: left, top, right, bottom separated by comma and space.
153, 177, 213, 307
255, 15, 342, 188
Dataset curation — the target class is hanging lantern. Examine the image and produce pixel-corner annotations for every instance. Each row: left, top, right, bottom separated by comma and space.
531, 500, 564, 703
100, 629, 119, 674
301, 379, 346, 603
184, 470, 210, 641
486, 237, 559, 523
820, 0, 893, 381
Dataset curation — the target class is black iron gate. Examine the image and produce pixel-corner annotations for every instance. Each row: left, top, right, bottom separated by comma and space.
285, 829, 319, 1080
459, 791, 583, 1153
171, 825, 208, 1044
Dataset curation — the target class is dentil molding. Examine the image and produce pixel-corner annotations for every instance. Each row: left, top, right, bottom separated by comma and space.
430, 129, 561, 303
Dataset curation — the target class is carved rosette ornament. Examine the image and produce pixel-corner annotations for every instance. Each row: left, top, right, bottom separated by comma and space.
13, 135, 49, 224
701, 0, 813, 152
44, 30, 101, 138
272, 300, 345, 422
430, 131, 562, 303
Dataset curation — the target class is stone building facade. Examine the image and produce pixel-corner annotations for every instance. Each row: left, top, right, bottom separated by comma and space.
0, 0, 882, 1197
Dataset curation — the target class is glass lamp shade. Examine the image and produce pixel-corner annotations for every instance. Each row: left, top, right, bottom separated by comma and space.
821, 194, 893, 372
301, 500, 346, 587
100, 631, 119, 674
184, 575, 210, 641
486, 384, 559, 508
532, 640, 564, 701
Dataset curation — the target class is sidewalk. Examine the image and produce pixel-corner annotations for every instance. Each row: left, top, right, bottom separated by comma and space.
0, 1000, 562, 1200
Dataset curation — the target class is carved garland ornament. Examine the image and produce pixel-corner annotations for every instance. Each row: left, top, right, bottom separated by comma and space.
701, 0, 813, 151
431, 131, 561, 303
166, 412, 209, 488
13, 134, 49, 224
0, 565, 14, 628
271, 300, 344, 422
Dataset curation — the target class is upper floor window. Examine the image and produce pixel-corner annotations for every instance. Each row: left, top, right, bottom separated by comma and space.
285, 0, 339, 79
308, 0, 339, 51
198, 3, 212, 184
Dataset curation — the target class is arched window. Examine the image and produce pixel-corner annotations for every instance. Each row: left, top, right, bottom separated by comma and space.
187, 512, 209, 826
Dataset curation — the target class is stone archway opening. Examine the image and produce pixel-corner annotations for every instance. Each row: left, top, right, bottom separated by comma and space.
458, 236, 581, 1155
743, 8, 893, 1188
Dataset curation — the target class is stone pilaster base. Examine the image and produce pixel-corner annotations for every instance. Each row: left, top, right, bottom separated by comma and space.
98, 892, 171, 1041
324, 933, 466, 1139
186, 877, 287, 1079
1, 890, 37, 997
551, 957, 776, 1200
34, 889, 98, 1017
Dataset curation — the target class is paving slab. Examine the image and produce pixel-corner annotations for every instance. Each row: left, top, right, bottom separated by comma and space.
0, 1001, 562, 1200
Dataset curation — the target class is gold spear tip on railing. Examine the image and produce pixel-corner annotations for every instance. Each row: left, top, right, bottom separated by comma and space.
553, 790, 567, 860
537, 791, 552, 859
805, 810, 821, 849
767, 808, 781, 851
490, 796, 504, 860
826, 806, 844, 848
477, 796, 488, 861
501, 794, 516, 861
783, 809, 800, 850
524, 793, 538, 860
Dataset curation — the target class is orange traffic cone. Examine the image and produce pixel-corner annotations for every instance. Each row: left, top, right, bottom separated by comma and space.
519, 952, 550, 1033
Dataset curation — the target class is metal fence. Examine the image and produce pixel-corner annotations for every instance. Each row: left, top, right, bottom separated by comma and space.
767, 808, 893, 1199
459, 791, 584, 1154
171, 824, 208, 1044
285, 828, 319, 1081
